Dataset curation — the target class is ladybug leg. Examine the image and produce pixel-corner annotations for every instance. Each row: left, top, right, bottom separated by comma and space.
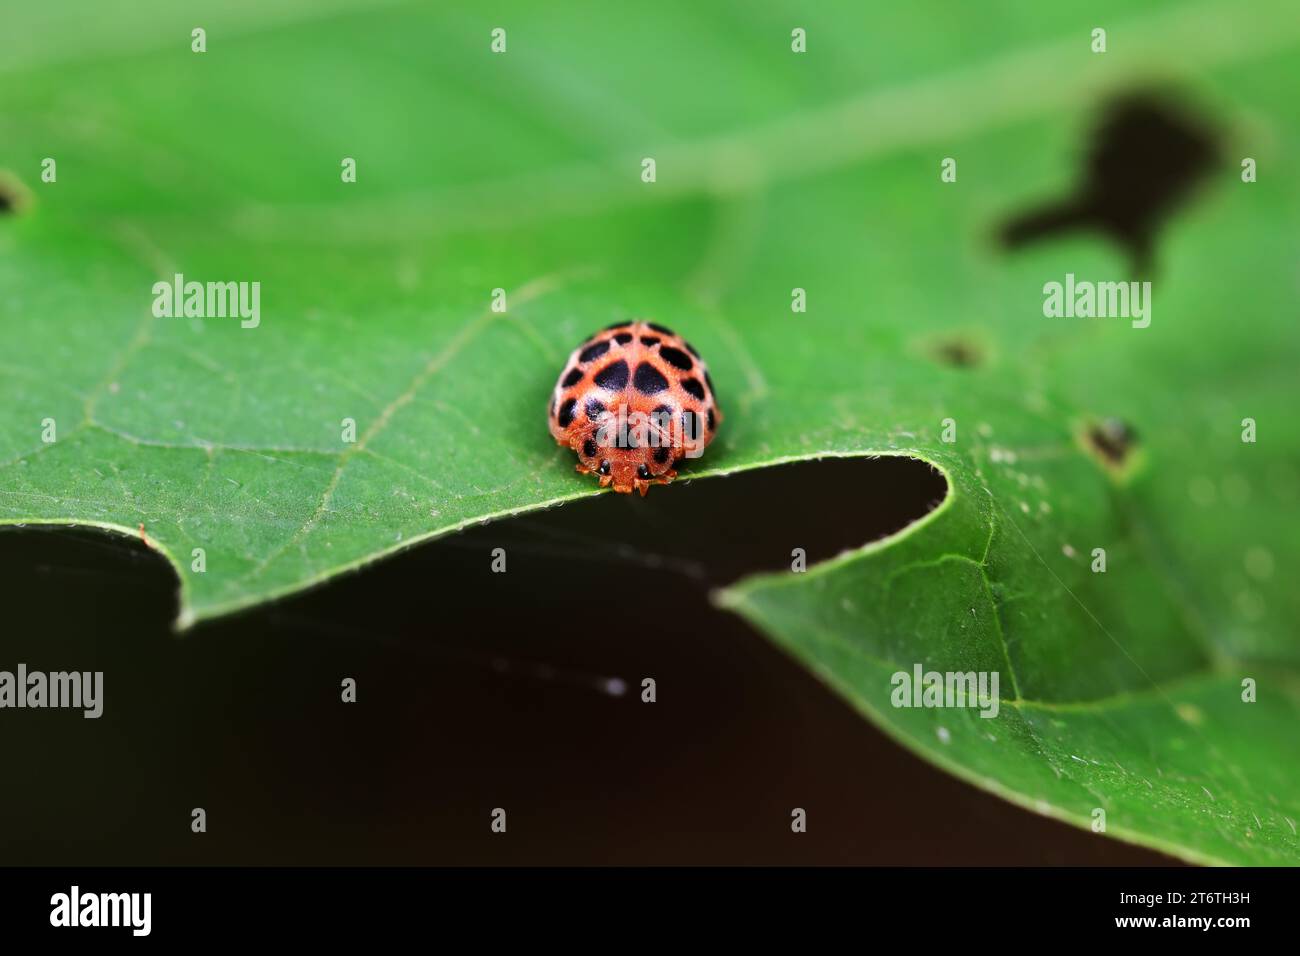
598, 474, 613, 488
575, 462, 591, 475
635, 479, 649, 498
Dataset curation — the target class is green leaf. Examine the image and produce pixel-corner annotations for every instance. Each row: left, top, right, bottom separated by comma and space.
3, 0, 1298, 864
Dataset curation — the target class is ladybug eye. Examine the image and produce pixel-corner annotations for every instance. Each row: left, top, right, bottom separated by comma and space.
637, 464, 651, 480
598, 460, 611, 476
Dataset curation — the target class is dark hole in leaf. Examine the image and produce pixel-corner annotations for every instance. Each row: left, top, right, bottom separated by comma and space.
1084, 417, 1138, 467
438, 455, 948, 585
929, 336, 985, 369
0, 172, 32, 216
999, 92, 1220, 274
0, 462, 1168, 867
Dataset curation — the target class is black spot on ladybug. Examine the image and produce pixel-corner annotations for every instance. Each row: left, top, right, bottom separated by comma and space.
707, 409, 716, 431
585, 398, 606, 419
598, 460, 611, 475
658, 345, 693, 371
704, 369, 714, 394
647, 322, 674, 335
640, 336, 660, 347
580, 340, 611, 363
637, 464, 651, 480
633, 362, 669, 395
680, 377, 705, 400
582, 438, 598, 457
683, 341, 700, 358
653, 446, 670, 465
561, 367, 583, 388
682, 409, 701, 442
613, 332, 633, 345
594, 359, 629, 390
557, 397, 577, 428
650, 404, 673, 433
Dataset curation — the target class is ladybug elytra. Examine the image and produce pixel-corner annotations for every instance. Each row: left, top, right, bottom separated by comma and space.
548, 320, 721, 496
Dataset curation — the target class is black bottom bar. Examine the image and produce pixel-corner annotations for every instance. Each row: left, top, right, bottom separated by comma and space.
0, 866, 1279, 942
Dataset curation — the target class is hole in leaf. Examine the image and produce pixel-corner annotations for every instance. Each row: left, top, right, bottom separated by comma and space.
926, 335, 986, 369
0, 171, 33, 216
999, 92, 1220, 274
1083, 417, 1138, 468
0, 463, 1168, 866
521, 454, 949, 583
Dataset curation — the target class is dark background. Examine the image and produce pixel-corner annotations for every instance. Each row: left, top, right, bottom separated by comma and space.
0, 457, 1175, 864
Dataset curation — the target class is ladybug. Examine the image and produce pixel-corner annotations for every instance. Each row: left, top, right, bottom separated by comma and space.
548, 320, 721, 496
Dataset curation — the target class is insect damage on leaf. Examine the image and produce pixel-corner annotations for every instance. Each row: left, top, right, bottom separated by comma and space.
1000, 93, 1221, 274
1081, 417, 1140, 474
0, 172, 33, 215
924, 333, 987, 369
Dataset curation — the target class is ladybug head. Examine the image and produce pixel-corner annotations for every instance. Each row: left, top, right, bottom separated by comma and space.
581, 403, 686, 495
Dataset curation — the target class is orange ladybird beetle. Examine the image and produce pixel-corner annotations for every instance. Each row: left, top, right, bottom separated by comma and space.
548, 320, 721, 496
